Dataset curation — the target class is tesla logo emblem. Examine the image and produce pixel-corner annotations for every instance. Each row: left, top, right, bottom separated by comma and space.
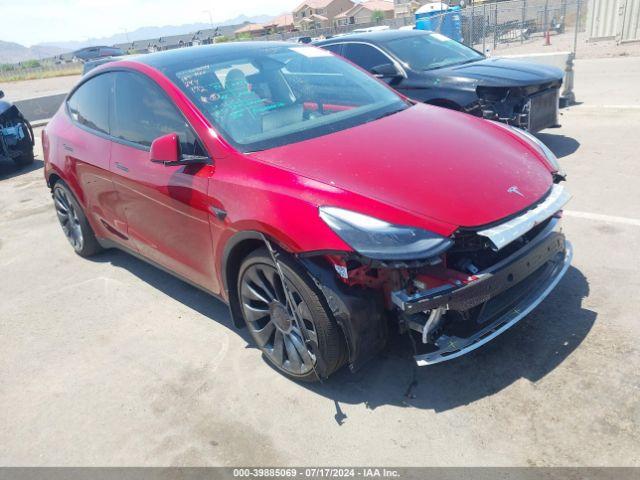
507, 186, 525, 197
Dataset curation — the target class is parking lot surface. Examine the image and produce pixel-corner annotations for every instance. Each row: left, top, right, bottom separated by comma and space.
1, 57, 639, 467
0, 74, 81, 101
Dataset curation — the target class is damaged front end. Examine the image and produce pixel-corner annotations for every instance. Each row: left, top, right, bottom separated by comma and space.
303, 184, 571, 370
0, 92, 35, 166
476, 81, 562, 132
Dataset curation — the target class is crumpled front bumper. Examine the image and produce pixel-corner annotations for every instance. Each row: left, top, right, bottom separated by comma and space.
392, 224, 572, 365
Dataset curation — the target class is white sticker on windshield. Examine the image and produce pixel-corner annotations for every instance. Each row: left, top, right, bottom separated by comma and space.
431, 33, 452, 42
290, 47, 332, 58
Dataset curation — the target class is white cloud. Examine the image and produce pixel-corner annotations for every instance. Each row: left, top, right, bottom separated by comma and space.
1, 0, 297, 46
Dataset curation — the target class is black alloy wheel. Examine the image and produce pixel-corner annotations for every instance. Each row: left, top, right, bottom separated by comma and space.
237, 248, 346, 381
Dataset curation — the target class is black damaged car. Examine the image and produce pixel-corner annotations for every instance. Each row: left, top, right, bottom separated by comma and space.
315, 30, 564, 132
0, 90, 34, 167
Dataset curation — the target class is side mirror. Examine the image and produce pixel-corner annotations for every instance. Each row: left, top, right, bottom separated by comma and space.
150, 133, 179, 164
370, 63, 401, 79
150, 133, 210, 166
0, 90, 4, 100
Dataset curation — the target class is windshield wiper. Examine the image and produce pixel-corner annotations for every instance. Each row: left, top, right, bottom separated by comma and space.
424, 58, 482, 71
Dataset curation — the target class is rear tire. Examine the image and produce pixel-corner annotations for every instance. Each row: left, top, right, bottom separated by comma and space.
237, 247, 347, 382
52, 180, 103, 257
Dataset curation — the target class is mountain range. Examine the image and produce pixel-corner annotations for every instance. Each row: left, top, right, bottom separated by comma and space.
0, 14, 274, 64
0, 41, 68, 64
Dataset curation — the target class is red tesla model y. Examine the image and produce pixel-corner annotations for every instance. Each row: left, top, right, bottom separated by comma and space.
43, 42, 572, 381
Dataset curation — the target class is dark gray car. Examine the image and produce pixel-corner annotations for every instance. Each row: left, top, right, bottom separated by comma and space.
315, 30, 564, 132
0, 90, 34, 166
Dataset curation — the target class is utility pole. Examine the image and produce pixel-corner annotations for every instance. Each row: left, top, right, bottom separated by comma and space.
573, 0, 581, 56
203, 10, 214, 30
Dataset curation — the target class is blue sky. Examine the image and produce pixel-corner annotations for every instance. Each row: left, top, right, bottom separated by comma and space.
2, 0, 298, 46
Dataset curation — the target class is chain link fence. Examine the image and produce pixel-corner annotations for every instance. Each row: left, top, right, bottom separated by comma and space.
458, 0, 586, 54
260, 0, 587, 57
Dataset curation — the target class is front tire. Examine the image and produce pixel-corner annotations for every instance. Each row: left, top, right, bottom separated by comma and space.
52, 181, 103, 257
237, 248, 347, 381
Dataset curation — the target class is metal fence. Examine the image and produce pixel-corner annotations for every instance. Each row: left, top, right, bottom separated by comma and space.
459, 0, 585, 53
260, 0, 587, 56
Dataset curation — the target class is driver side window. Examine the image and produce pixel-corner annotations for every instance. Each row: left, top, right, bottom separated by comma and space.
111, 71, 204, 156
342, 43, 391, 72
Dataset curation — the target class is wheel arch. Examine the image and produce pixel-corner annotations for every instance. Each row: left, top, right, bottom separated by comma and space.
222, 230, 283, 328
47, 172, 62, 188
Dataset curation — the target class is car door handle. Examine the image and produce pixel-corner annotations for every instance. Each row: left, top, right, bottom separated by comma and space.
114, 162, 129, 173
63, 143, 74, 152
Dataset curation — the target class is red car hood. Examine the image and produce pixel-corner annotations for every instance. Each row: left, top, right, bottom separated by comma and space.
249, 104, 553, 228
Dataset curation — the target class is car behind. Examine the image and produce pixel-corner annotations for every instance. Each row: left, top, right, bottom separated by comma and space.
315, 30, 564, 132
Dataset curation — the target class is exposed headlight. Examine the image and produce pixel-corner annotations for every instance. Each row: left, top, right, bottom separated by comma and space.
510, 126, 566, 178
319, 206, 453, 261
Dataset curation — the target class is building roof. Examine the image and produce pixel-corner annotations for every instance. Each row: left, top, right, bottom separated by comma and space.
300, 14, 329, 22
334, 0, 394, 18
361, 0, 395, 11
294, 0, 335, 12
266, 13, 295, 28
234, 23, 266, 34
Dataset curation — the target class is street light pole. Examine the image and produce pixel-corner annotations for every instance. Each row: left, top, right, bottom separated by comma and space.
203, 10, 214, 30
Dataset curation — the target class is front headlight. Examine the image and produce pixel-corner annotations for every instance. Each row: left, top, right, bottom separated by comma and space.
319, 206, 453, 261
510, 126, 566, 178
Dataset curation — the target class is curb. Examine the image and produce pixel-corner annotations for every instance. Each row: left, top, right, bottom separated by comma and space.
31, 119, 51, 128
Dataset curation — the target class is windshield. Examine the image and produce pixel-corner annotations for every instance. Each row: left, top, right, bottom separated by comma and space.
385, 32, 483, 71
164, 45, 407, 152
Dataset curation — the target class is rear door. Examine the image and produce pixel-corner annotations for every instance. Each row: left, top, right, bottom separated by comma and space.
60, 72, 130, 244
109, 71, 216, 290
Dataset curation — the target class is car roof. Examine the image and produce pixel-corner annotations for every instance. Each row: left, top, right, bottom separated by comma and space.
129, 41, 300, 70
315, 29, 428, 46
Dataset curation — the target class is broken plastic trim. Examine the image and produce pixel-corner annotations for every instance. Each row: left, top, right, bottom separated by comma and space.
414, 241, 572, 365
477, 184, 570, 251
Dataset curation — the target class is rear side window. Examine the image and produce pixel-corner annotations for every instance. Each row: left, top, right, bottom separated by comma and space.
111, 71, 203, 155
342, 43, 391, 72
321, 43, 343, 55
67, 73, 112, 134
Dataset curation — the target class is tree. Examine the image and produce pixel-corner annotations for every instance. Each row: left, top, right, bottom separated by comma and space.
371, 10, 385, 24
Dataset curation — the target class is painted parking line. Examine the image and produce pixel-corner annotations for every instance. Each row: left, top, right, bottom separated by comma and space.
571, 104, 640, 110
564, 210, 640, 227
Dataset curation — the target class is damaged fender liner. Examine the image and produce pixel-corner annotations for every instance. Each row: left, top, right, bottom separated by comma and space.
393, 230, 567, 315
299, 257, 387, 372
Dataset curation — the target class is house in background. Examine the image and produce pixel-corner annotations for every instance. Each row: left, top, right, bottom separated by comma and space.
293, 0, 356, 31
234, 22, 268, 38
334, 0, 395, 27
263, 13, 296, 34
234, 13, 295, 38
393, 0, 428, 18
